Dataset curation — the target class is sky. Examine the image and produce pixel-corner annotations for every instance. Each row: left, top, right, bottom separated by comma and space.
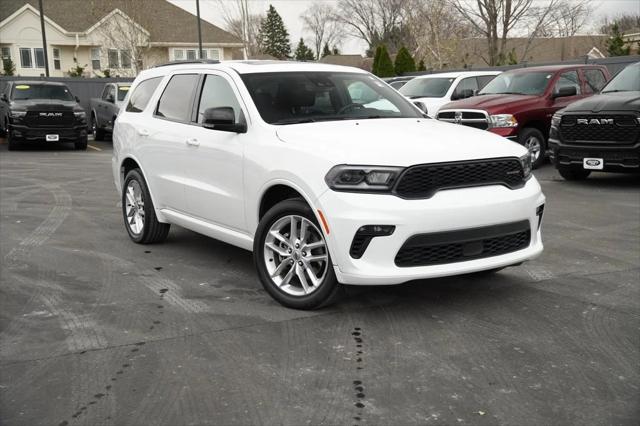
169, 0, 640, 56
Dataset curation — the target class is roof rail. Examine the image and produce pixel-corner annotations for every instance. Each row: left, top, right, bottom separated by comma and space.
153, 60, 220, 68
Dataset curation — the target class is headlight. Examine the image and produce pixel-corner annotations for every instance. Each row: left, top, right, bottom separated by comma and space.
9, 110, 26, 118
551, 113, 561, 127
325, 165, 404, 192
74, 111, 86, 119
489, 114, 518, 128
519, 153, 532, 180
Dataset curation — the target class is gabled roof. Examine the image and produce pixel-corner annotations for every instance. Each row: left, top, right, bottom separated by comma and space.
0, 0, 242, 44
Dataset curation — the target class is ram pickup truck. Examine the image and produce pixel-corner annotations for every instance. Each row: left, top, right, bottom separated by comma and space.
437, 65, 611, 168
549, 61, 640, 180
0, 81, 88, 150
90, 82, 131, 140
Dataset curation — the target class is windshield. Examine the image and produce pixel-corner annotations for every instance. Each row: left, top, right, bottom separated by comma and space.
11, 84, 75, 101
117, 85, 131, 101
240, 72, 422, 124
399, 77, 454, 98
479, 71, 553, 96
601, 64, 640, 93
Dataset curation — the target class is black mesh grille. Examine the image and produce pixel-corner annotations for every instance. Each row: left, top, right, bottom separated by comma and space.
395, 222, 531, 267
560, 115, 639, 144
437, 110, 490, 130
394, 158, 525, 199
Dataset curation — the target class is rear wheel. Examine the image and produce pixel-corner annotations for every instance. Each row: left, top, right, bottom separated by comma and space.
254, 199, 342, 309
92, 114, 105, 141
558, 166, 591, 181
122, 169, 170, 244
74, 136, 88, 150
519, 127, 546, 169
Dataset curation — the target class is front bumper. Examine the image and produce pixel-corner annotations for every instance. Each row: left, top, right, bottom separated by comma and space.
549, 138, 640, 172
9, 123, 87, 142
317, 178, 545, 285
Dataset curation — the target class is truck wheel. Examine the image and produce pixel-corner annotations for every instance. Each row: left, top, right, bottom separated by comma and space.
0, 117, 6, 137
92, 115, 105, 141
6, 130, 19, 151
122, 169, 170, 244
519, 128, 546, 169
75, 136, 88, 150
558, 166, 591, 181
254, 199, 342, 310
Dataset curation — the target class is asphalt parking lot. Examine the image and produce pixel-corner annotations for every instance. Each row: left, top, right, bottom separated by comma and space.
0, 137, 638, 426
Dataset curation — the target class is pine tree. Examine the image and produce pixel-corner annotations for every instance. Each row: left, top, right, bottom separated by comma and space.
294, 38, 315, 61
257, 5, 291, 59
417, 59, 426, 71
372, 46, 382, 75
373, 45, 395, 78
321, 43, 332, 58
606, 23, 631, 57
394, 46, 416, 75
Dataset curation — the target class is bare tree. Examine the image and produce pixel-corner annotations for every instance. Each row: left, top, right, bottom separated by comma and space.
217, 0, 262, 57
600, 13, 640, 34
542, 0, 593, 37
301, 3, 344, 59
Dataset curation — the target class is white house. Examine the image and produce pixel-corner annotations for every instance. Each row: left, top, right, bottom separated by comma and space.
0, 0, 244, 77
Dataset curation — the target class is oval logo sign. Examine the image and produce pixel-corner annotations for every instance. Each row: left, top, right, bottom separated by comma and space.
585, 159, 601, 166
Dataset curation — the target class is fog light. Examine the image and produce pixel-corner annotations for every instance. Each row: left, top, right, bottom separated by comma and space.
350, 225, 395, 259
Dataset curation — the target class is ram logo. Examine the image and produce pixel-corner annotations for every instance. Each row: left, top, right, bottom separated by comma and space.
576, 118, 614, 125
39, 112, 63, 117
454, 111, 463, 124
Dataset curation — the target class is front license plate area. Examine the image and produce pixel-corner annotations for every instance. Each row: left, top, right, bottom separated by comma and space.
583, 158, 603, 170
46, 134, 59, 142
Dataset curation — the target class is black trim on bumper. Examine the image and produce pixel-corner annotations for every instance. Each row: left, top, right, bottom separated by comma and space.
9, 124, 87, 142
549, 139, 640, 172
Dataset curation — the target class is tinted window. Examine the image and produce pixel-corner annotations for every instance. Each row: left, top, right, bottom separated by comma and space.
156, 74, 199, 121
555, 71, 581, 95
453, 77, 479, 99
583, 69, 607, 93
11, 84, 74, 101
126, 77, 162, 113
601, 63, 640, 93
400, 77, 454, 98
117, 85, 130, 101
101, 85, 110, 99
197, 75, 243, 124
241, 72, 420, 124
477, 75, 497, 89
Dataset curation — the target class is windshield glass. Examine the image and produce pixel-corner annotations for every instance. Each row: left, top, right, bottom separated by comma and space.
399, 77, 454, 98
601, 64, 640, 93
240, 72, 422, 124
117, 85, 131, 101
479, 71, 553, 95
11, 84, 74, 101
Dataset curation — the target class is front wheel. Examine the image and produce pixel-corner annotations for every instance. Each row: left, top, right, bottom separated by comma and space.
122, 169, 170, 244
7, 129, 19, 151
75, 136, 88, 150
558, 166, 591, 181
519, 127, 546, 169
92, 115, 105, 141
254, 199, 342, 309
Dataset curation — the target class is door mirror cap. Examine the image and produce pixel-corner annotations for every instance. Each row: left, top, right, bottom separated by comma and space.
553, 86, 577, 98
202, 107, 247, 133
0, 93, 8, 102
452, 89, 474, 100
413, 101, 428, 115
106, 94, 114, 103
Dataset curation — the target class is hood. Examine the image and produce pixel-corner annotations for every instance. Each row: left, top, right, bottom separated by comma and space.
440, 93, 541, 115
10, 99, 82, 112
275, 118, 527, 166
561, 91, 640, 113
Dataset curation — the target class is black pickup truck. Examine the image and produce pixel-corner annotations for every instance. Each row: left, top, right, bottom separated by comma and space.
0, 81, 88, 150
549, 62, 640, 180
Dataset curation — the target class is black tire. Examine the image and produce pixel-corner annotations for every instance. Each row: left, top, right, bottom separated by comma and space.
74, 136, 88, 150
0, 117, 6, 137
519, 127, 546, 169
558, 166, 591, 181
6, 129, 18, 151
122, 169, 170, 244
92, 114, 105, 141
254, 199, 342, 310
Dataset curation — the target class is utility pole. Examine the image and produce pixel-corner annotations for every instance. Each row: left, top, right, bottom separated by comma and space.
196, 0, 203, 59
38, 0, 50, 77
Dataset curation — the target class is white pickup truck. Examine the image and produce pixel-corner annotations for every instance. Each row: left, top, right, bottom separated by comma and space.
89, 82, 130, 140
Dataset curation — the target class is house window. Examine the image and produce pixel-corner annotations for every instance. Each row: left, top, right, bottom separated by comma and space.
34, 48, 45, 68
120, 49, 131, 68
108, 49, 119, 68
91, 48, 101, 70
208, 49, 221, 61
186, 49, 197, 60
1, 47, 11, 69
53, 48, 61, 70
173, 49, 184, 60
19, 48, 32, 68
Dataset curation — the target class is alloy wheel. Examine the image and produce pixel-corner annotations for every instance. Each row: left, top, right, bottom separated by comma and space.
125, 180, 145, 235
524, 136, 542, 163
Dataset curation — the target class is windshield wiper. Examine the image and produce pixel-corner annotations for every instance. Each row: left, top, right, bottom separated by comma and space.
601, 89, 629, 93
273, 118, 317, 125
498, 91, 529, 95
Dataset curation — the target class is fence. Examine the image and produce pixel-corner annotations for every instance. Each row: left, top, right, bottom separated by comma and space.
0, 76, 135, 114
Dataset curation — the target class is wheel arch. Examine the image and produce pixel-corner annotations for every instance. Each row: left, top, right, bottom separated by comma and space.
521, 120, 549, 142
119, 155, 168, 223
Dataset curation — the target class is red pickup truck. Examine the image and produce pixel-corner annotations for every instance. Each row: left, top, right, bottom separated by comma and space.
436, 64, 611, 167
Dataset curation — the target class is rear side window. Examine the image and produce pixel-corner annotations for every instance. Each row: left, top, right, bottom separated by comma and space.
156, 74, 199, 122
126, 77, 162, 113
583, 69, 607, 93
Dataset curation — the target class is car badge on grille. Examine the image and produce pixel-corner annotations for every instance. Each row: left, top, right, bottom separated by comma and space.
454, 111, 463, 124
576, 118, 614, 125
39, 112, 63, 117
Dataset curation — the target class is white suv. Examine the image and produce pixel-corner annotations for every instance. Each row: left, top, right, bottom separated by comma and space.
113, 60, 545, 309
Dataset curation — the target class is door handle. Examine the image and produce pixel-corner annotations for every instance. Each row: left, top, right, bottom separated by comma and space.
186, 138, 200, 147
138, 129, 150, 137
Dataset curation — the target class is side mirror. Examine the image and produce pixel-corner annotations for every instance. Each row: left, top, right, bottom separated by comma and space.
458, 88, 475, 99
413, 101, 428, 115
553, 86, 577, 99
106, 94, 114, 103
0, 93, 8, 102
75, 96, 80, 103
202, 107, 247, 133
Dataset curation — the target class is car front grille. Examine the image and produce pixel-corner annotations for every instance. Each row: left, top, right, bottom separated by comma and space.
24, 111, 75, 128
393, 158, 525, 199
437, 110, 489, 130
395, 221, 531, 267
559, 115, 639, 144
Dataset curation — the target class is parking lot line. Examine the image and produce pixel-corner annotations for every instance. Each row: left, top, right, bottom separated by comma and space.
87, 144, 102, 152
